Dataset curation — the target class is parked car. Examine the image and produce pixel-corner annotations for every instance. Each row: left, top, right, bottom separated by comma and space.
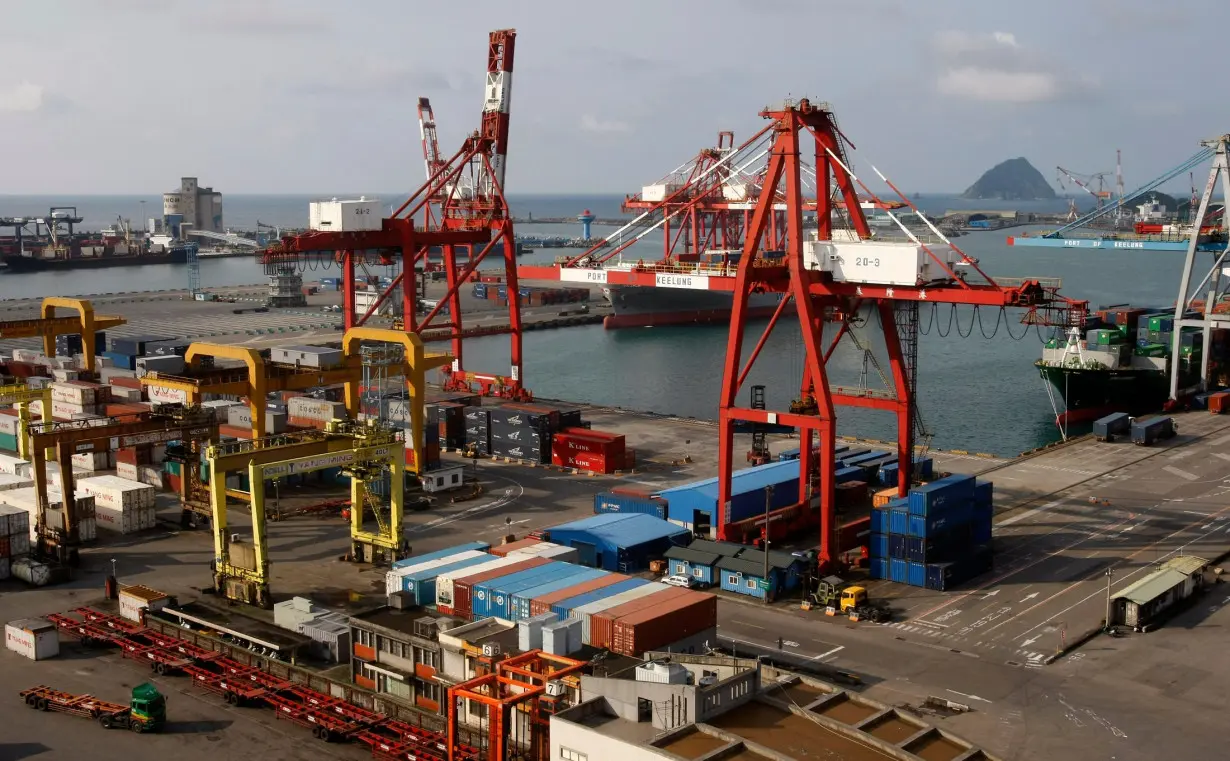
664, 574, 698, 589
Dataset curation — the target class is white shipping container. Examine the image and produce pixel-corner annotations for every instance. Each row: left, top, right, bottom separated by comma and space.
308, 198, 383, 233
94, 503, 142, 534
51, 400, 96, 419
7, 530, 30, 556
51, 369, 81, 382
118, 585, 171, 622
50, 382, 96, 405
109, 386, 144, 403
71, 451, 113, 472
435, 555, 528, 609
136, 466, 163, 488
147, 384, 188, 405
0, 474, 32, 492
77, 475, 157, 510
5, 619, 59, 659
287, 397, 347, 421
0, 414, 20, 436
117, 461, 139, 481
11, 557, 52, 587
271, 346, 345, 369
641, 183, 682, 203
804, 239, 959, 287
12, 349, 44, 363
0, 454, 31, 477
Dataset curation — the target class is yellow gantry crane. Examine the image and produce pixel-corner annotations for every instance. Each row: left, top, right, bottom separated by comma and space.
0, 297, 127, 374
140, 327, 450, 472
0, 382, 52, 458
205, 419, 405, 608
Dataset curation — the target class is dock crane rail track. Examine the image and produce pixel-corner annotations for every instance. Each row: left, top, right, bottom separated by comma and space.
41, 607, 484, 758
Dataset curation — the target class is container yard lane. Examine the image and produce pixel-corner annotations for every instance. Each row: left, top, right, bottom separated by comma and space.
870, 410, 1230, 666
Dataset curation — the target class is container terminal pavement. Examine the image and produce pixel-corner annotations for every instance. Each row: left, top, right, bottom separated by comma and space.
2, 400, 1230, 760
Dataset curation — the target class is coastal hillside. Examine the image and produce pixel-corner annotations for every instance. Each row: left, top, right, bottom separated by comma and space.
962, 158, 1057, 201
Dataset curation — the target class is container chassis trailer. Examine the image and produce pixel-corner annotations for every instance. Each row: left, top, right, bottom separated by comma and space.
18, 683, 166, 732
42, 606, 482, 760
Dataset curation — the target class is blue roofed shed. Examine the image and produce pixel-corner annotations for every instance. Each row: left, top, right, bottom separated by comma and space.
545, 513, 690, 572
656, 459, 802, 528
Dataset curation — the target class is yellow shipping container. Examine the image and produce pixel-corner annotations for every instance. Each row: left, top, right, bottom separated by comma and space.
872, 487, 898, 508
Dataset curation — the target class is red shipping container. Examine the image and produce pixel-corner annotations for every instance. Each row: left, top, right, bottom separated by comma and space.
5, 361, 36, 378
528, 573, 631, 617
611, 590, 717, 657
489, 537, 540, 557
837, 516, 872, 551
109, 376, 142, 390
219, 424, 252, 440
104, 403, 149, 417
452, 556, 549, 619
168, 474, 183, 493
589, 587, 690, 651
116, 445, 154, 466
288, 416, 329, 430
1210, 391, 1230, 414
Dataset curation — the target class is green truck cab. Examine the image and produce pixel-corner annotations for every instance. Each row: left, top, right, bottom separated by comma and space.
125, 683, 167, 732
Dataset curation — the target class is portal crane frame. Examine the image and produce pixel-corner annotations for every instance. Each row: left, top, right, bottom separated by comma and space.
0, 382, 52, 459
0, 297, 127, 374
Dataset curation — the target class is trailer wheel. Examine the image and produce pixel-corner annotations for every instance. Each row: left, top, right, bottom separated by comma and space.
311, 726, 322, 739
99, 714, 113, 729
36, 698, 49, 711
153, 662, 167, 675
317, 727, 331, 743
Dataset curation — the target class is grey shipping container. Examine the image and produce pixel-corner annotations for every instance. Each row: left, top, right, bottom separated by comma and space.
1093, 412, 1131, 442
1131, 416, 1176, 446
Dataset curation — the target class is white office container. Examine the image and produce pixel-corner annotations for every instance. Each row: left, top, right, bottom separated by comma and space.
5, 619, 59, 659
270, 346, 345, 369
517, 612, 558, 652
274, 596, 328, 630
118, 585, 171, 622
354, 289, 396, 317
308, 197, 383, 233
803, 239, 960, 287
641, 183, 682, 203
542, 620, 569, 655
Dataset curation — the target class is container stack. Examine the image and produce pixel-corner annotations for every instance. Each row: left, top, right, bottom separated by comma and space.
551, 428, 627, 474
75, 475, 158, 535
386, 542, 718, 657
464, 407, 490, 455
0, 409, 26, 452
0, 487, 97, 543
287, 397, 347, 430
49, 380, 109, 419
488, 406, 551, 464
54, 331, 107, 358
0, 503, 32, 579
430, 401, 468, 450
868, 474, 993, 591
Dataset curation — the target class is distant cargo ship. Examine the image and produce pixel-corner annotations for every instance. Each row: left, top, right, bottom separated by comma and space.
2, 247, 190, 272
603, 285, 781, 329
1038, 306, 1213, 425
0, 208, 192, 272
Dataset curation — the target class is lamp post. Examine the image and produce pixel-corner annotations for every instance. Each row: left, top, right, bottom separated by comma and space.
763, 485, 773, 605
1104, 568, 1115, 631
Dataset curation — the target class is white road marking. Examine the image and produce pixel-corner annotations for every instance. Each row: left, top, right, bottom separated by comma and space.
809, 646, 844, 661
1163, 465, 1198, 481
732, 620, 765, 630
1020, 635, 1040, 647
1020, 592, 1039, 603
947, 689, 992, 704
1214, 453, 1230, 462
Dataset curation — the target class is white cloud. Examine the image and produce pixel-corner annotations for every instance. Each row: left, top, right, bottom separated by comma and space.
579, 114, 631, 134
0, 82, 44, 113
937, 68, 1058, 103
930, 30, 1089, 104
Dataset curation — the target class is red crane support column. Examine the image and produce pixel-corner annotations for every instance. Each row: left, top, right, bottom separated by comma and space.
879, 303, 914, 497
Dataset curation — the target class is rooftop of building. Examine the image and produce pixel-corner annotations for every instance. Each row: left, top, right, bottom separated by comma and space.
549, 512, 690, 546
350, 605, 460, 639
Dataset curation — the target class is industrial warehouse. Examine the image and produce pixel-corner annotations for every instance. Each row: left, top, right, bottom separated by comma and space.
2, 16, 1230, 761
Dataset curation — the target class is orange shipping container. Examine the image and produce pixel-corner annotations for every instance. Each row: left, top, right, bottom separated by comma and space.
1209, 391, 1230, 414
872, 487, 898, 508
611, 590, 717, 657
109, 376, 142, 390
589, 587, 691, 651
528, 573, 630, 617
219, 424, 252, 440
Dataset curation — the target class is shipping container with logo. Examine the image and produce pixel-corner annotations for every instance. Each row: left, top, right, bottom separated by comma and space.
452, 556, 550, 618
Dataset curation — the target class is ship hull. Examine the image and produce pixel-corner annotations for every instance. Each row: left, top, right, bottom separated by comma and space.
603, 285, 782, 329
1038, 363, 1176, 425
1, 250, 188, 272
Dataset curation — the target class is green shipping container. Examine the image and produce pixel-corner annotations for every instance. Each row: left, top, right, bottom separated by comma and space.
0, 432, 16, 453
164, 460, 183, 476
1135, 344, 1168, 357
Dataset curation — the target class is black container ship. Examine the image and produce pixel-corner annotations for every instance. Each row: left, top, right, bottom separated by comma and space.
0, 206, 190, 272
1038, 305, 1221, 425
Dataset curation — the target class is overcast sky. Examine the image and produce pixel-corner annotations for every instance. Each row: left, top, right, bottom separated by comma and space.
0, 0, 1223, 196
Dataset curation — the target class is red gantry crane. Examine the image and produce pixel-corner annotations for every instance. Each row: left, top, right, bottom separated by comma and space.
260, 29, 529, 400
522, 99, 1085, 569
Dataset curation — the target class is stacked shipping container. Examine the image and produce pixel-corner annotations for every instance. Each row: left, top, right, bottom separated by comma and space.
868, 474, 994, 591
0, 503, 31, 579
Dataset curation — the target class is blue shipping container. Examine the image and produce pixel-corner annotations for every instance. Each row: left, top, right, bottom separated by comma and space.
889, 558, 908, 583
870, 532, 889, 559
888, 508, 909, 536
878, 462, 899, 485
888, 534, 907, 560
907, 561, 927, 587
835, 466, 865, 484
926, 562, 959, 591
869, 508, 886, 534
908, 474, 976, 516
392, 542, 492, 570
908, 505, 974, 538
472, 564, 566, 619
973, 516, 993, 544
593, 492, 667, 520
844, 451, 890, 466
490, 564, 578, 620
549, 577, 648, 620
101, 351, 137, 371
399, 555, 494, 606
870, 558, 888, 580
511, 567, 605, 620
974, 480, 993, 506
